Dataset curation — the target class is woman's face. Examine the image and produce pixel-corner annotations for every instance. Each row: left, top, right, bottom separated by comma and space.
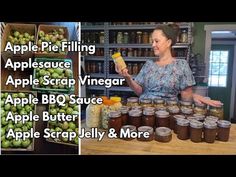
151, 30, 171, 56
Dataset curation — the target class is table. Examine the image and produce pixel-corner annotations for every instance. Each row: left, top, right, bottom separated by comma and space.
81, 122, 236, 155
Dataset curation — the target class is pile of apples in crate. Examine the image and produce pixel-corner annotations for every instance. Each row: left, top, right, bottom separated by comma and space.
1, 92, 35, 149
48, 94, 79, 145
37, 28, 67, 54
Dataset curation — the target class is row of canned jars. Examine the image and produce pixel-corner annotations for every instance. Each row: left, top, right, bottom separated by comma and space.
125, 97, 224, 120
108, 108, 231, 143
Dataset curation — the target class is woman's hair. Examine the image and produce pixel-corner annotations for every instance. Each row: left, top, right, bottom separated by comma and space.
154, 24, 180, 46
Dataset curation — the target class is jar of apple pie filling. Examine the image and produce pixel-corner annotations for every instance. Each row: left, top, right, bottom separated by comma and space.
140, 98, 152, 108
209, 104, 224, 120
181, 107, 193, 117
166, 99, 179, 111
127, 97, 139, 107
180, 100, 192, 109
168, 107, 180, 130
194, 102, 207, 116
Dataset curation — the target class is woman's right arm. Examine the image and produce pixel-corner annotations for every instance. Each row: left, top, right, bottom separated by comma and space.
115, 66, 143, 96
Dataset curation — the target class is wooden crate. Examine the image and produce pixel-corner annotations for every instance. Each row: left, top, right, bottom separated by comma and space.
46, 93, 79, 147
35, 24, 69, 58
1, 23, 36, 63
1, 90, 37, 152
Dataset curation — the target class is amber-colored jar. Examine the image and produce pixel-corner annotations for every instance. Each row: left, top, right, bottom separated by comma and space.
181, 107, 193, 117
142, 109, 155, 128
209, 104, 224, 120
120, 106, 129, 125
137, 126, 154, 141
132, 63, 139, 75
155, 110, 170, 128
153, 98, 166, 111
108, 111, 122, 135
131, 105, 143, 111
176, 118, 190, 140
190, 120, 203, 143
194, 102, 207, 116
142, 32, 149, 44
187, 116, 197, 122
166, 99, 179, 111
127, 48, 133, 57
173, 115, 185, 134
136, 31, 142, 44
217, 120, 231, 142
127, 97, 139, 107
128, 110, 142, 128
120, 125, 136, 140
204, 121, 217, 143
193, 114, 205, 122
140, 98, 152, 108
169, 107, 180, 130
205, 116, 219, 123
127, 63, 132, 74
180, 100, 192, 109
155, 127, 172, 143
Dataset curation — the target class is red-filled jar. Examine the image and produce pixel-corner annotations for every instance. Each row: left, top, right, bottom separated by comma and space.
140, 98, 152, 108
120, 106, 129, 125
120, 125, 137, 140
155, 127, 172, 143
169, 107, 180, 130
155, 110, 170, 128
173, 115, 185, 134
137, 126, 154, 141
108, 111, 122, 135
190, 120, 203, 143
217, 120, 231, 142
204, 121, 217, 143
128, 109, 142, 128
142, 108, 155, 128
176, 118, 190, 140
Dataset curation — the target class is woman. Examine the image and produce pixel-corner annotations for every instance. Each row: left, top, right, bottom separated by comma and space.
116, 24, 222, 107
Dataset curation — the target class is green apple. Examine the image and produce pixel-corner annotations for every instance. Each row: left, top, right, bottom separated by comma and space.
12, 139, 22, 147
2, 140, 11, 148
68, 122, 76, 130
21, 139, 31, 148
